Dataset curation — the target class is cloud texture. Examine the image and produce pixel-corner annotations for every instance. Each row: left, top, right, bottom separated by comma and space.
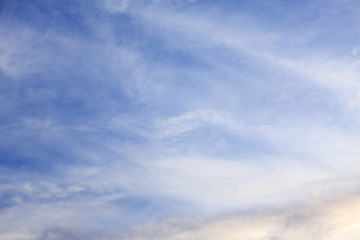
1, 0, 360, 239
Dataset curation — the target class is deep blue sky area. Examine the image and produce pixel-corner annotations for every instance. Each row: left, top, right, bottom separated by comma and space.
1, 0, 360, 239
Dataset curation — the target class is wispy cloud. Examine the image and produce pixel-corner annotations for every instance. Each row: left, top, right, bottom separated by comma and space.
1, 0, 360, 239
122, 194, 360, 240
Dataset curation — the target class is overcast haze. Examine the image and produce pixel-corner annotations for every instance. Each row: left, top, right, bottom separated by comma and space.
1, 0, 360, 239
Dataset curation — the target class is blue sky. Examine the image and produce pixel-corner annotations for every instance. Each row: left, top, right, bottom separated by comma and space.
2, 0, 360, 239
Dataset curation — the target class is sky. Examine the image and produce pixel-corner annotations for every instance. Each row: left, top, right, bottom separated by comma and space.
1, 0, 360, 239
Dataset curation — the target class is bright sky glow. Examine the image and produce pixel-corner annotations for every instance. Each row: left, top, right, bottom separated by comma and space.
1, 0, 360, 239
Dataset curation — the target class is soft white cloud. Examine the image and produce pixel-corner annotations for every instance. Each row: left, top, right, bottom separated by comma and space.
122, 195, 360, 240
351, 46, 360, 56
152, 109, 239, 138
133, 4, 360, 111
102, 0, 129, 13
0, 27, 43, 78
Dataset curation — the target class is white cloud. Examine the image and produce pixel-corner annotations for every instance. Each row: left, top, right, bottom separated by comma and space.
0, 27, 43, 78
139, 154, 357, 211
351, 46, 360, 56
131, 4, 360, 111
122, 195, 360, 240
102, 0, 129, 13
152, 109, 239, 138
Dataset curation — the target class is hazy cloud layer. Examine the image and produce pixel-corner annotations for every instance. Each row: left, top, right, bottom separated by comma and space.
1, 0, 360, 239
